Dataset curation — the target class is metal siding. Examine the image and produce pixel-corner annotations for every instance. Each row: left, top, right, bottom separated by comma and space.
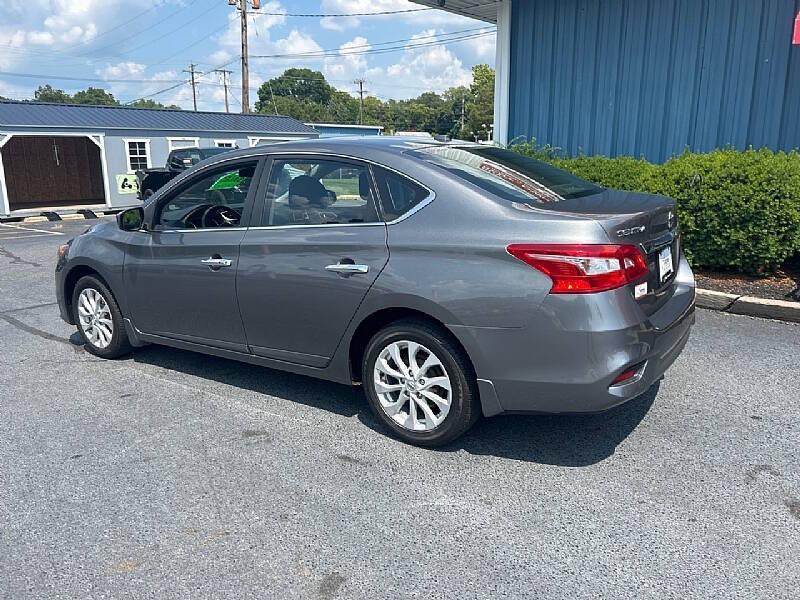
0, 101, 318, 135
509, 0, 800, 162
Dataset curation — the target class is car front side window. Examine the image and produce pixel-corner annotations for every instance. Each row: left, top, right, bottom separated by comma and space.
155, 161, 257, 230
260, 158, 380, 226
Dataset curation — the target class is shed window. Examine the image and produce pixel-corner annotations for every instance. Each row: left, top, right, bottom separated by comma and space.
215, 139, 236, 148
167, 137, 200, 151
125, 140, 150, 172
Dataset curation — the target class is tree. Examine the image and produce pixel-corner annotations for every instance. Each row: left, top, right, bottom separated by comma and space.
465, 64, 495, 140
72, 87, 119, 106
442, 85, 469, 138
256, 68, 334, 112
253, 67, 495, 138
130, 99, 181, 110
34, 84, 72, 103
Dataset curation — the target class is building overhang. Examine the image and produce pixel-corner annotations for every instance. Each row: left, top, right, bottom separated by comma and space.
408, 0, 499, 24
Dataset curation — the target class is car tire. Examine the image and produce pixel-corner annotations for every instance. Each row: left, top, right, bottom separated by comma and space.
72, 275, 132, 359
362, 319, 480, 447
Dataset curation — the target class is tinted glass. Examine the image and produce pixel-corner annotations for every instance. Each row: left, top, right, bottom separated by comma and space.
156, 161, 257, 229
411, 146, 602, 202
171, 147, 231, 170
372, 167, 429, 221
261, 159, 380, 226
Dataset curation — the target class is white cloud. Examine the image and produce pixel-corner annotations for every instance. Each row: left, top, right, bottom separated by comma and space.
0, 0, 166, 72
0, 78, 34, 101
373, 29, 472, 98
463, 31, 496, 61
98, 62, 146, 80
319, 0, 477, 31
95, 61, 186, 107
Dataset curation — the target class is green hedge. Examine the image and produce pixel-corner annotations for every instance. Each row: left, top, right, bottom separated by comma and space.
510, 142, 800, 274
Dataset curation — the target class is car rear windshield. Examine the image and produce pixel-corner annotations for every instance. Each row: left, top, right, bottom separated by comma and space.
410, 146, 602, 203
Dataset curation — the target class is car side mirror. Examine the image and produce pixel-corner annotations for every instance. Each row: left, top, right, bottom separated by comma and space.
117, 207, 145, 231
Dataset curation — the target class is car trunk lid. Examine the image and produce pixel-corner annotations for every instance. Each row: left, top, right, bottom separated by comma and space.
535, 189, 681, 315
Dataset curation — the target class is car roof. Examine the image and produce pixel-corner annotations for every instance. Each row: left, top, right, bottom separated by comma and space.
216, 136, 484, 163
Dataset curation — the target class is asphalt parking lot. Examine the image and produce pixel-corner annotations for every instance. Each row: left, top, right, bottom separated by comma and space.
1, 218, 798, 599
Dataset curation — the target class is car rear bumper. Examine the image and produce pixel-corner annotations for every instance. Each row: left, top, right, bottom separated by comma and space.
450, 256, 696, 416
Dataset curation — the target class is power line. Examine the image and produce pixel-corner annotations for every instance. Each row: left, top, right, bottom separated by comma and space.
250, 26, 493, 58
0, 70, 185, 84
76, 0, 203, 58
250, 30, 495, 61
247, 1, 498, 18
107, 2, 223, 59
0, 1, 165, 51
253, 25, 491, 56
0, 29, 492, 100
124, 79, 191, 105
254, 7, 431, 17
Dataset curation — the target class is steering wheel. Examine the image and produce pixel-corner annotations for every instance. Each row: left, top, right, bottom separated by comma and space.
201, 204, 240, 228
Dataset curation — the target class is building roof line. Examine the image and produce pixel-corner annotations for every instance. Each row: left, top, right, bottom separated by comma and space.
307, 123, 385, 130
0, 123, 313, 135
0, 100, 317, 135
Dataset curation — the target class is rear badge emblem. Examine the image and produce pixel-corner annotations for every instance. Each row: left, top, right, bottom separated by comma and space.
616, 225, 646, 237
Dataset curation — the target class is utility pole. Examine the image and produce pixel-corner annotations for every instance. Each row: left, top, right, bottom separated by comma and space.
240, 0, 249, 113
183, 63, 199, 111
227, 0, 260, 113
214, 68, 233, 112
460, 93, 465, 131
353, 78, 367, 125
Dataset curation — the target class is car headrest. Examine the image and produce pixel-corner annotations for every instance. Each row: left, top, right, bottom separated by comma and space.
359, 172, 370, 199
289, 175, 326, 208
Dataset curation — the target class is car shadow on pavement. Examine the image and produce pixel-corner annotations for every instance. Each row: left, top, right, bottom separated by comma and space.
132, 345, 364, 418
445, 383, 658, 466
131, 345, 656, 467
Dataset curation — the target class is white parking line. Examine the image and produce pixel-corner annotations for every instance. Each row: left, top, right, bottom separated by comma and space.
0, 223, 64, 236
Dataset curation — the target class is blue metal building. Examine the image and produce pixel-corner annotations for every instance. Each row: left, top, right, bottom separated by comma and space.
413, 0, 800, 162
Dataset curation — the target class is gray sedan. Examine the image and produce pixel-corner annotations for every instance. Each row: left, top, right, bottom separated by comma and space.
55, 137, 695, 446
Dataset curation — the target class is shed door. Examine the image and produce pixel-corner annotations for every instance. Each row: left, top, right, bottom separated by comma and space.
2, 136, 105, 210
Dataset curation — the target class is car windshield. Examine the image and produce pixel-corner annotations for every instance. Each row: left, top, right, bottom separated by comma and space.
410, 145, 602, 202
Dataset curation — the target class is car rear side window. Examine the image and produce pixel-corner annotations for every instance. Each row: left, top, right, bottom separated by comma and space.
260, 158, 381, 226
372, 167, 429, 221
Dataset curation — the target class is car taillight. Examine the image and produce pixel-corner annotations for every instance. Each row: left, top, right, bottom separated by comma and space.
506, 243, 649, 294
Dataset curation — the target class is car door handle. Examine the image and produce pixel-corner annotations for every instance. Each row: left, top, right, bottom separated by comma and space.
325, 263, 369, 275
201, 257, 232, 267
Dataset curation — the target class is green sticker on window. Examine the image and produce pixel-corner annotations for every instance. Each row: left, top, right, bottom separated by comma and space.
209, 171, 243, 191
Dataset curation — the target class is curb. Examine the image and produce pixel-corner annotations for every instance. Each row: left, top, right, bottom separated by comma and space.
696, 288, 800, 323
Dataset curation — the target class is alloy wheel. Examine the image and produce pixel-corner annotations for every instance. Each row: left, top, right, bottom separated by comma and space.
77, 288, 113, 349
373, 340, 452, 431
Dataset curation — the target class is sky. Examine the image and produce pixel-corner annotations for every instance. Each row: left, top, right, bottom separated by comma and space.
0, 0, 495, 112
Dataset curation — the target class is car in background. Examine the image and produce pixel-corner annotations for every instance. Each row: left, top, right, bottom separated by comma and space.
56, 137, 695, 447
136, 146, 235, 200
